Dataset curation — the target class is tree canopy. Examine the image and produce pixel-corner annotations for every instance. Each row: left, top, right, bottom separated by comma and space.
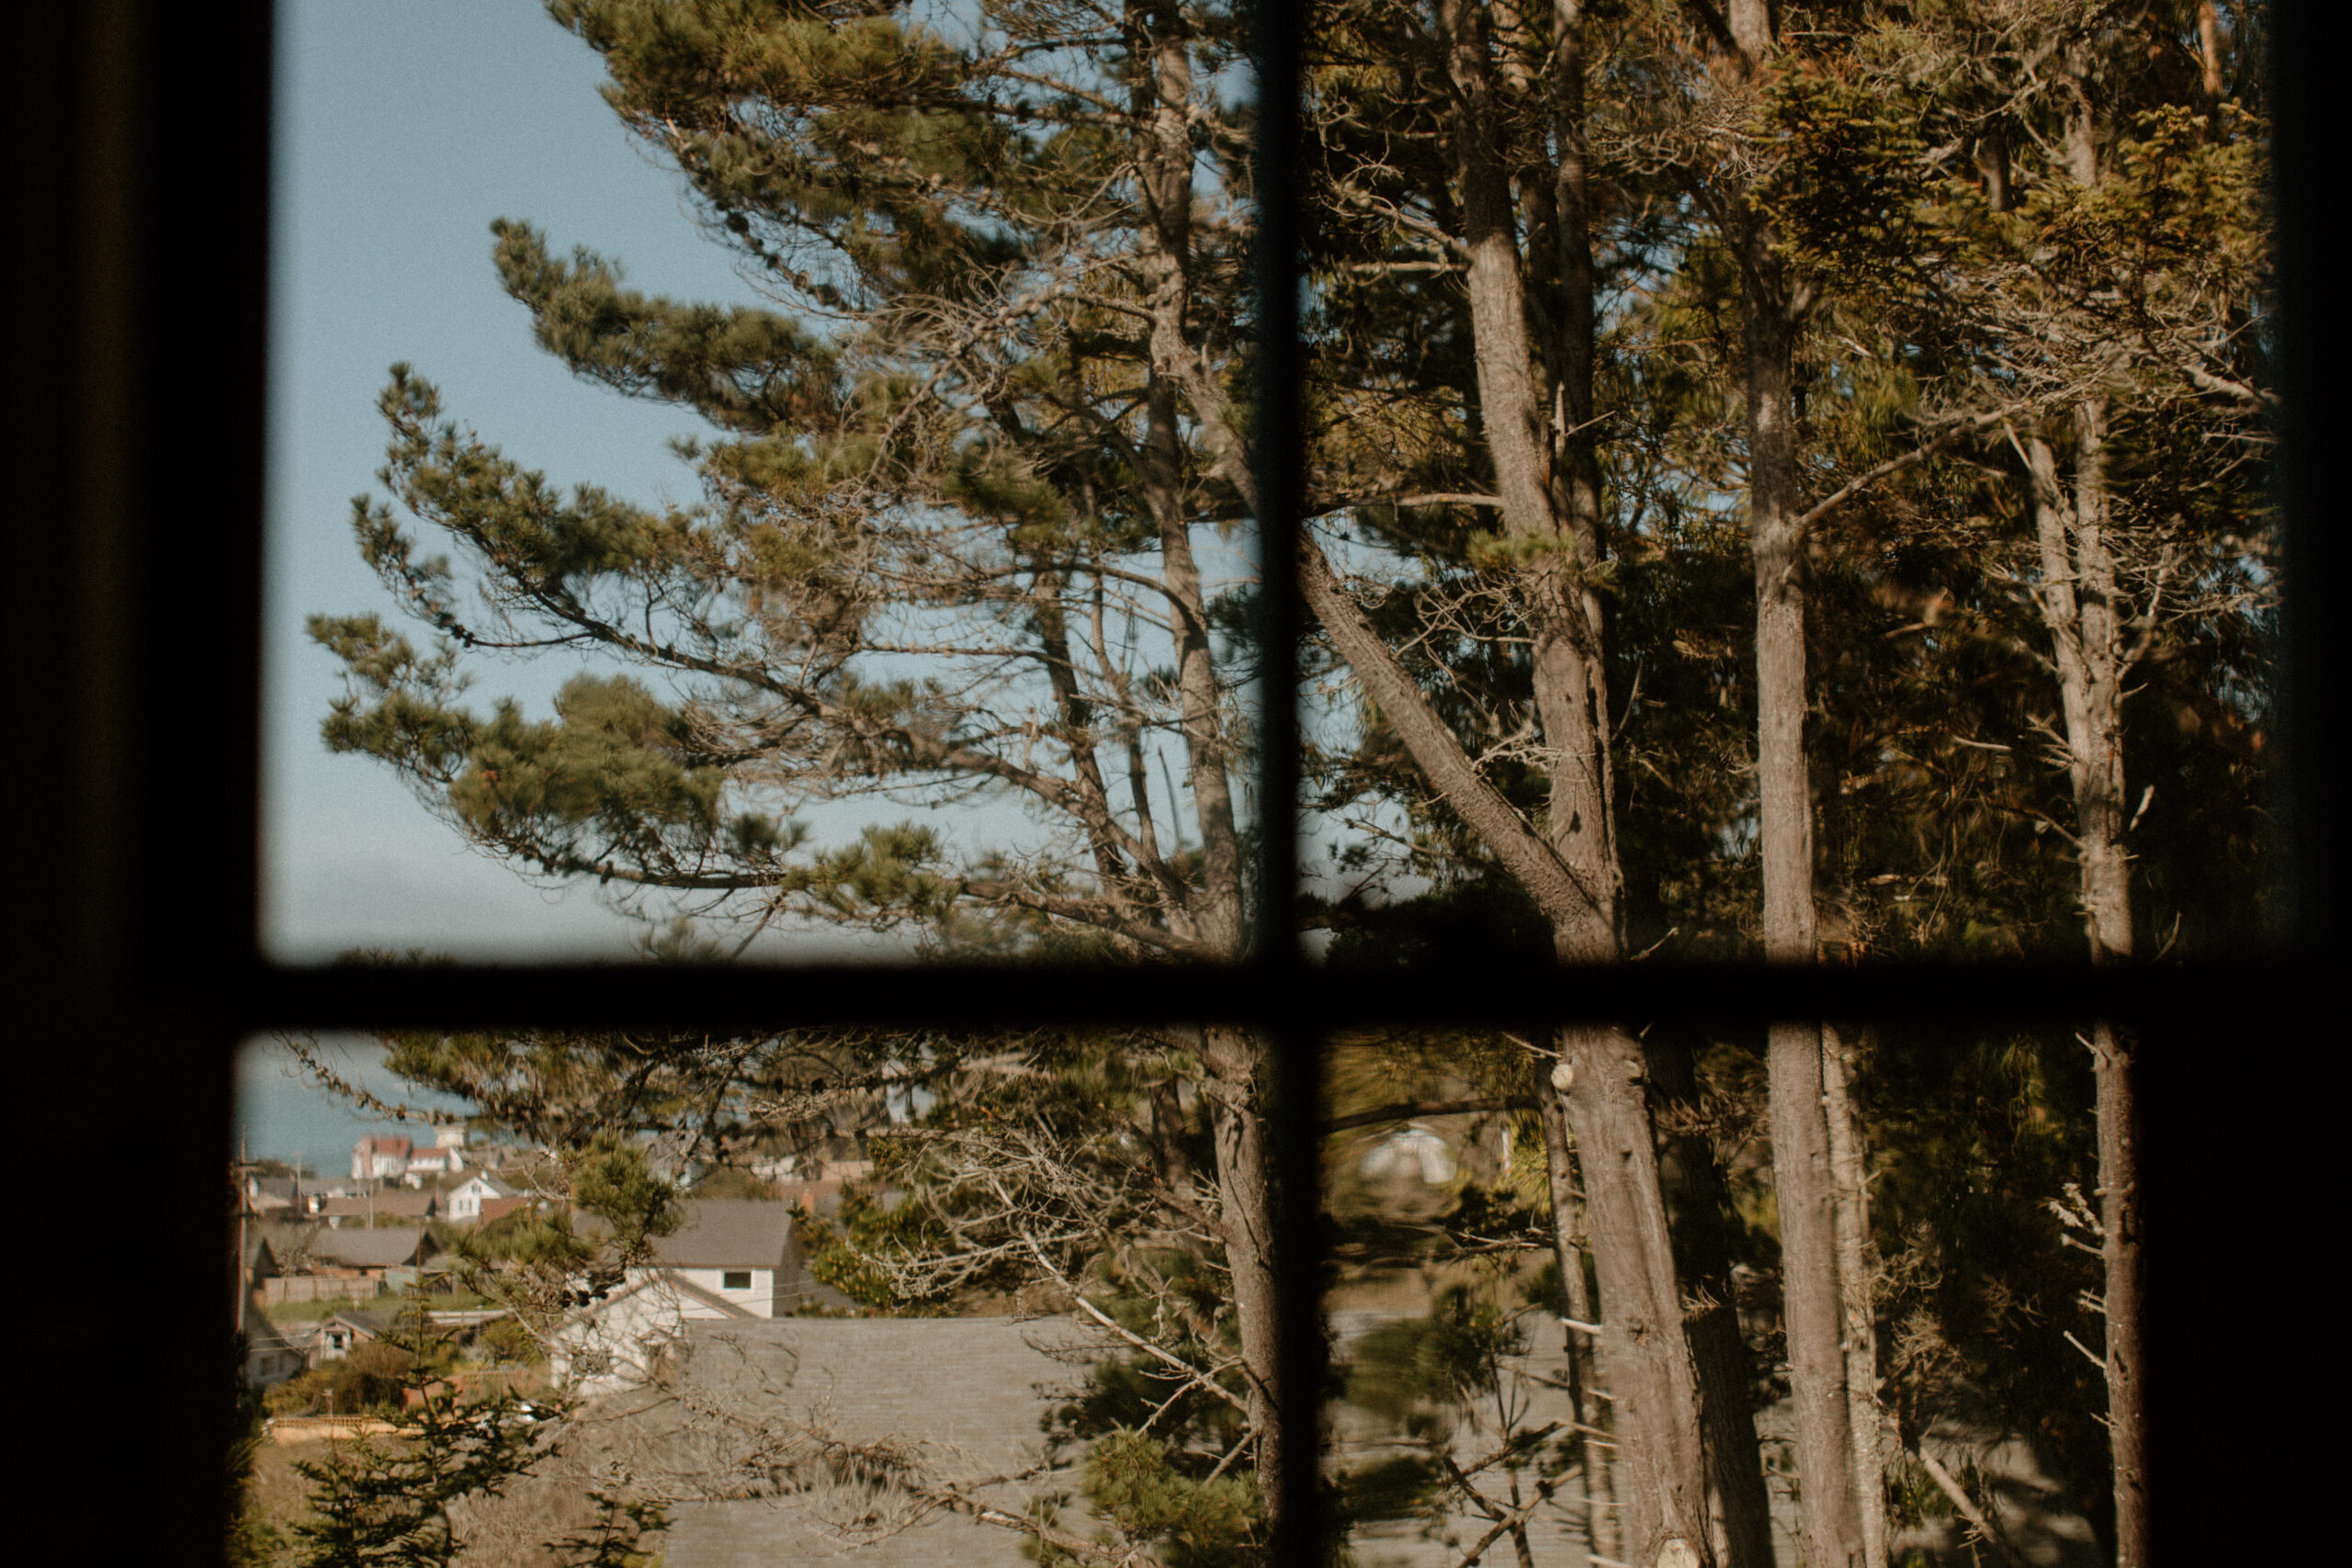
297, 3, 2274, 1566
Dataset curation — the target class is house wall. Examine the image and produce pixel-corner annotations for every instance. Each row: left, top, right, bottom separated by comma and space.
670, 1266, 784, 1317
260, 1275, 383, 1306
552, 1280, 693, 1399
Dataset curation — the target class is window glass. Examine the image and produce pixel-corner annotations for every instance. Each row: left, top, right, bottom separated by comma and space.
1295, 2, 2277, 972
232, 1020, 1283, 1562
266, 1, 1269, 970
1322, 1015, 2143, 1566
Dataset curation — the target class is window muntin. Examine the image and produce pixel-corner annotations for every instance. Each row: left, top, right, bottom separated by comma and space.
227, 4, 2291, 1567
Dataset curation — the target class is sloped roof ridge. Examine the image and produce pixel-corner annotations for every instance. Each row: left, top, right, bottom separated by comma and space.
650, 1198, 796, 1269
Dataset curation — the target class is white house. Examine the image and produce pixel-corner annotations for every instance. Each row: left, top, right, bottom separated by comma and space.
352, 1134, 413, 1181
550, 1200, 811, 1398
403, 1144, 465, 1179
447, 1172, 521, 1223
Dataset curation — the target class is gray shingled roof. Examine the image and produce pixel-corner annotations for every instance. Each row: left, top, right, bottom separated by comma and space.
657, 1316, 1102, 1568
309, 1228, 435, 1269
322, 1189, 437, 1221
649, 1199, 795, 1269
448, 1316, 1103, 1568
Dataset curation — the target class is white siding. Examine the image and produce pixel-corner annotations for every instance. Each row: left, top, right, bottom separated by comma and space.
671, 1266, 780, 1317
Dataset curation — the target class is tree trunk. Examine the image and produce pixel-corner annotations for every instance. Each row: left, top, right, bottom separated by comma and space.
1822, 1027, 1888, 1568
1741, 197, 1867, 1568
1199, 1024, 1283, 1526
1555, 1025, 1713, 1567
1537, 1068, 1621, 1566
1722, 7, 1869, 1561
1435, 6, 1719, 1560
1646, 1031, 1778, 1568
2025, 52, 2151, 1556
1131, 6, 1287, 1542
2026, 406, 2151, 1568
1741, 173, 1869, 1568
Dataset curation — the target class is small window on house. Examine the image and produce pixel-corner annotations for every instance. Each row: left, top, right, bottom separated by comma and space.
722, 1270, 752, 1291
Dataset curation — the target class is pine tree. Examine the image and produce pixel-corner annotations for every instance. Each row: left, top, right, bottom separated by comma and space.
288, 1304, 548, 1568
311, 0, 1300, 1536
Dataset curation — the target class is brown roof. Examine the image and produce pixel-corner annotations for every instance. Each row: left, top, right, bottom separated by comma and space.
254, 1219, 323, 1268
649, 1200, 795, 1270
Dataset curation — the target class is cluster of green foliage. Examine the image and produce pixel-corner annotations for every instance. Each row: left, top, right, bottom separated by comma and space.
266, 1339, 424, 1421
545, 1484, 672, 1568
285, 1308, 551, 1568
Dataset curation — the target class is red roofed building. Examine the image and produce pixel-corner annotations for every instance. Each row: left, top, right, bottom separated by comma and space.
352, 1134, 413, 1181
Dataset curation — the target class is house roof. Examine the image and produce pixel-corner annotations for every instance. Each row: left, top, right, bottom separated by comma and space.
457, 1173, 519, 1197
254, 1220, 322, 1267
240, 1293, 296, 1354
311, 1229, 435, 1269
329, 1307, 398, 1338
649, 1200, 795, 1269
321, 1190, 437, 1220
657, 1317, 1099, 1567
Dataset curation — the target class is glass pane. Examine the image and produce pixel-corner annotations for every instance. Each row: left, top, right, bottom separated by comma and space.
266, 1, 1266, 968
1295, 2, 2278, 973
1324, 1018, 2135, 1566
231, 1020, 1286, 1562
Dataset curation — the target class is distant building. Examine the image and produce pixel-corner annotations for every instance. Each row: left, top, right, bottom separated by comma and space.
241, 1295, 306, 1388
281, 1228, 441, 1298
472, 1316, 1102, 1567
293, 1308, 390, 1366
352, 1134, 413, 1181
402, 1144, 465, 1180
242, 1174, 305, 1215
477, 1194, 533, 1226
447, 1172, 520, 1223
550, 1200, 820, 1397
319, 1189, 438, 1228
254, 1218, 385, 1309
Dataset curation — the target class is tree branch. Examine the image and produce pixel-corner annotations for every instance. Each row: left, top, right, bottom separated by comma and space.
1298, 533, 1600, 931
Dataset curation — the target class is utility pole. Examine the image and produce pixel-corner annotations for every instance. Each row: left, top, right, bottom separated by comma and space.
233, 1131, 253, 1344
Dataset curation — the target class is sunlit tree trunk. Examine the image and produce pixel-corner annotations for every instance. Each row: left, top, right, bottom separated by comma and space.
1822, 1027, 1889, 1568
1437, 3, 1718, 1558
1536, 1080, 1622, 1565
1723, 5, 1867, 1563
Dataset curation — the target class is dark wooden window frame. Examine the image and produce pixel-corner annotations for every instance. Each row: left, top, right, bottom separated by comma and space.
6, 4, 2332, 1563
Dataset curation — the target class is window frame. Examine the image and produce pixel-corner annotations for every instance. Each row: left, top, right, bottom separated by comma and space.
5, 3, 2331, 1564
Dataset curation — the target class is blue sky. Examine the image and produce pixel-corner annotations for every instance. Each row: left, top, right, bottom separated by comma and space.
265, 1, 786, 963
264, 2, 1298, 976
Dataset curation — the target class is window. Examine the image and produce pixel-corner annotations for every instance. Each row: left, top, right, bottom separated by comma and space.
7, 4, 2325, 1565
722, 1271, 752, 1292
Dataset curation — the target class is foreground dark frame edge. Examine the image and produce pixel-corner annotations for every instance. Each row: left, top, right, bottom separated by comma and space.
6, 3, 2330, 1563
